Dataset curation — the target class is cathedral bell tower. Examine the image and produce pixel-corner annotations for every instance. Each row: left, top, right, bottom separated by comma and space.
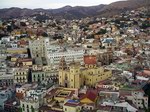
59, 57, 67, 70
59, 57, 67, 87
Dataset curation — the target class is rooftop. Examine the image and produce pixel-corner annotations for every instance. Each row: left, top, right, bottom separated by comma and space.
84, 55, 97, 65
80, 90, 97, 102
45, 87, 78, 99
64, 99, 82, 107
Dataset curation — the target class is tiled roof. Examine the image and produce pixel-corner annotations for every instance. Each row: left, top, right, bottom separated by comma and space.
17, 40, 28, 45
81, 91, 97, 102
143, 70, 150, 75
16, 93, 24, 99
17, 58, 32, 62
64, 100, 82, 107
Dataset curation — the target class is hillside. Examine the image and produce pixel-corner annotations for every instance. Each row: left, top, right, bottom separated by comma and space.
0, 0, 149, 20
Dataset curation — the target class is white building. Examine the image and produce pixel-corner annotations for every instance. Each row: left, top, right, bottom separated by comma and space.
0, 68, 14, 86
20, 88, 46, 112
0, 44, 7, 59
0, 74, 14, 86
13, 68, 29, 84
16, 84, 37, 97
29, 37, 85, 65
1, 36, 10, 42
10, 43, 18, 48
46, 45, 85, 66
20, 97, 39, 112
29, 37, 49, 58
127, 90, 148, 109
114, 51, 127, 57
101, 101, 138, 112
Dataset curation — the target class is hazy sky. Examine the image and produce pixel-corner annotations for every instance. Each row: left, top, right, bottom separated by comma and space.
0, 0, 125, 9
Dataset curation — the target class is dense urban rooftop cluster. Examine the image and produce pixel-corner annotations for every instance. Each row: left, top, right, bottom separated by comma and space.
0, 6, 150, 112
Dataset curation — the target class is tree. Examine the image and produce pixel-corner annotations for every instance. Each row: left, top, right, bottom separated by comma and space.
41, 32, 48, 37
143, 85, 150, 112
142, 99, 150, 112
20, 22, 26, 27
124, 48, 133, 55
140, 21, 150, 29
96, 29, 107, 35
86, 34, 94, 39
31, 106, 35, 112
18, 107, 22, 112
7, 25, 13, 33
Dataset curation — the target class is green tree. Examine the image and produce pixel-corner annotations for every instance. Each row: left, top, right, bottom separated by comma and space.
96, 29, 107, 35
31, 106, 35, 112
18, 107, 22, 112
142, 99, 150, 112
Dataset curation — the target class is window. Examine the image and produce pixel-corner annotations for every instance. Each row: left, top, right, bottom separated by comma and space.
23, 77, 25, 80
90, 107, 92, 110
65, 108, 67, 111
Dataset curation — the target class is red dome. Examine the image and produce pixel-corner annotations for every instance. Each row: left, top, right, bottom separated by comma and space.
84, 55, 97, 65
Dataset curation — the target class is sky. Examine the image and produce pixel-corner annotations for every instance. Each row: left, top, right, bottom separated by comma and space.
0, 0, 125, 9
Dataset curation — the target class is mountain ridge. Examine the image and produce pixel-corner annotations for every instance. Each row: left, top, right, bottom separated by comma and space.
0, 0, 149, 19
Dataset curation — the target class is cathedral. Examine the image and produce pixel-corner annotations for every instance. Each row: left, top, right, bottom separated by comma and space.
58, 55, 112, 88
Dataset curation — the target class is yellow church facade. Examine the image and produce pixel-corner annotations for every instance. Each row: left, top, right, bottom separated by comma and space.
59, 57, 112, 89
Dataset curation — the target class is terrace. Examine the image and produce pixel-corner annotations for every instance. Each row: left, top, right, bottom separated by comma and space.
45, 87, 78, 111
